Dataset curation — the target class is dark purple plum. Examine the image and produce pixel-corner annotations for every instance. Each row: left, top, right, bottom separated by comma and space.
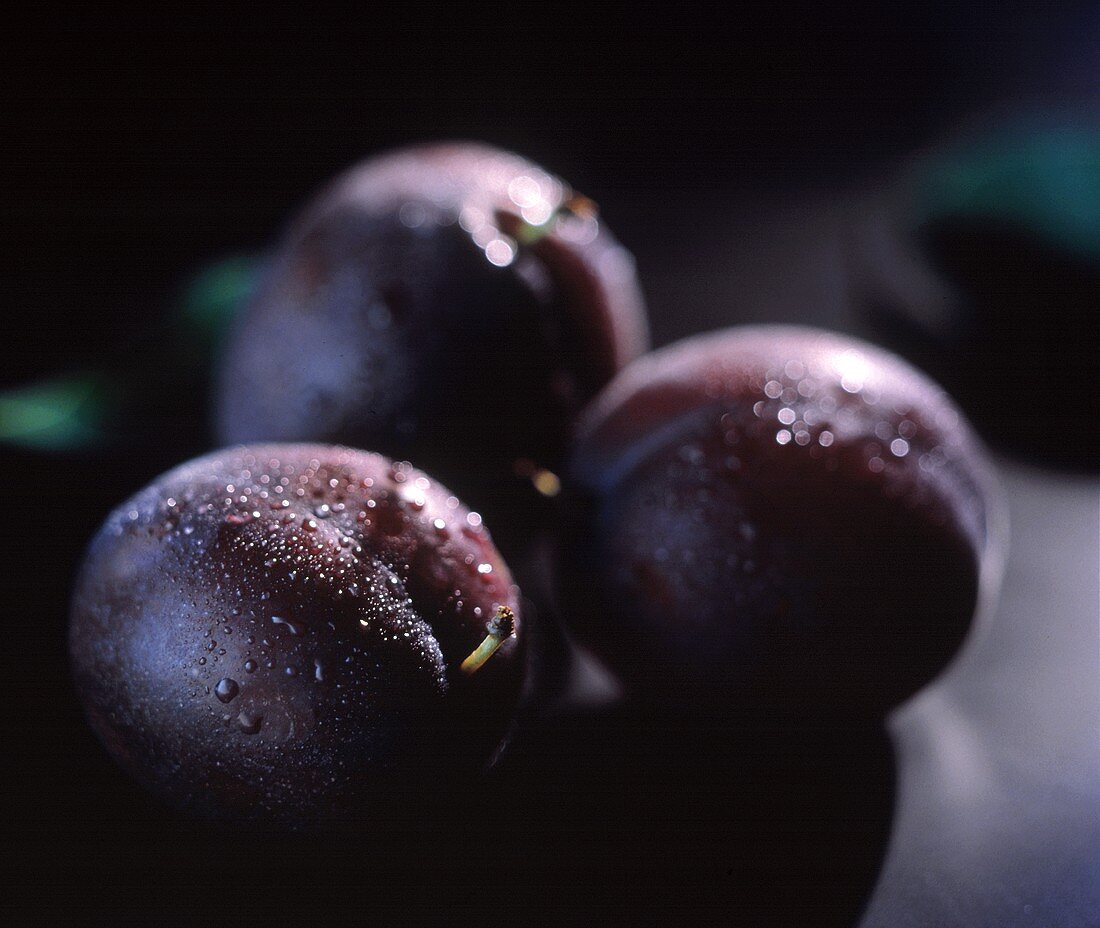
69, 445, 522, 822
850, 112, 1100, 469
564, 326, 1003, 709
215, 143, 648, 534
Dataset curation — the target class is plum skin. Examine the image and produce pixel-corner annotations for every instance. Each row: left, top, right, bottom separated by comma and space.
69, 445, 522, 822
564, 326, 1002, 708
215, 143, 648, 529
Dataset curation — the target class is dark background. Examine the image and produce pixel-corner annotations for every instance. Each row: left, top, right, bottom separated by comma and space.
3, 8, 1098, 926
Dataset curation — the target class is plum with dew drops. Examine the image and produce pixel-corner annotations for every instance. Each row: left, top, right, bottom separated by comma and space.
69, 444, 522, 823
215, 143, 648, 542
563, 326, 1003, 711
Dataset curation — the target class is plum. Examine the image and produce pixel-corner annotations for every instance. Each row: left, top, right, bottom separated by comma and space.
563, 326, 1003, 709
851, 113, 1100, 469
215, 143, 648, 536
69, 444, 522, 822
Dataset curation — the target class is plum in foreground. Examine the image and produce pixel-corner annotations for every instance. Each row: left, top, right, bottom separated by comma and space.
69, 445, 522, 822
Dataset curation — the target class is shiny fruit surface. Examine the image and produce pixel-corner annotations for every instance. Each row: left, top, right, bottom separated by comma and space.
69, 445, 522, 822
566, 326, 1001, 708
216, 143, 648, 529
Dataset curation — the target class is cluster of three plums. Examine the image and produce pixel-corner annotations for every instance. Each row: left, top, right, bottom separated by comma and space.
70, 143, 1001, 822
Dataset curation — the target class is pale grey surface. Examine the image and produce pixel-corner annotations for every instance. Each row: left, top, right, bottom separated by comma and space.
863, 462, 1100, 928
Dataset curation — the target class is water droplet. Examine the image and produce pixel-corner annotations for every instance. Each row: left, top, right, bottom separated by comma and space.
485, 237, 516, 267
215, 678, 239, 703
237, 710, 263, 735
399, 201, 427, 228
679, 444, 704, 465
244, 659, 258, 673
314, 659, 324, 682
271, 615, 300, 635
508, 174, 543, 208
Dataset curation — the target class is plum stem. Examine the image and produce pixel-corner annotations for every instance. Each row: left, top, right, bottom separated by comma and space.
460, 606, 516, 675
500, 193, 600, 246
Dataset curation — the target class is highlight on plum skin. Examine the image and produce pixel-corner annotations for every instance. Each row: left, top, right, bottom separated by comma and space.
215, 142, 649, 525
563, 325, 1003, 710
68, 444, 522, 823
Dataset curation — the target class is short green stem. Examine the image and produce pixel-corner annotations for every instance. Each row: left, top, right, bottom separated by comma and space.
461, 606, 516, 675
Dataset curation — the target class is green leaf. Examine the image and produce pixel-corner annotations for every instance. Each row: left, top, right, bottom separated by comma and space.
911, 124, 1100, 260
0, 373, 115, 451
179, 254, 263, 345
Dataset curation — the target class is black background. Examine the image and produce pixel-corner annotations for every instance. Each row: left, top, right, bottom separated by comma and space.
3, 8, 1098, 926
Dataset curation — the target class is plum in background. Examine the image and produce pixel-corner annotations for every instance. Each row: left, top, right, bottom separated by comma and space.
69, 445, 522, 823
563, 325, 1003, 711
215, 143, 648, 543
850, 109, 1100, 470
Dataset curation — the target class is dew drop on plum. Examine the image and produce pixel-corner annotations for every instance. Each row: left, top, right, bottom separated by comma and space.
215, 678, 239, 703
